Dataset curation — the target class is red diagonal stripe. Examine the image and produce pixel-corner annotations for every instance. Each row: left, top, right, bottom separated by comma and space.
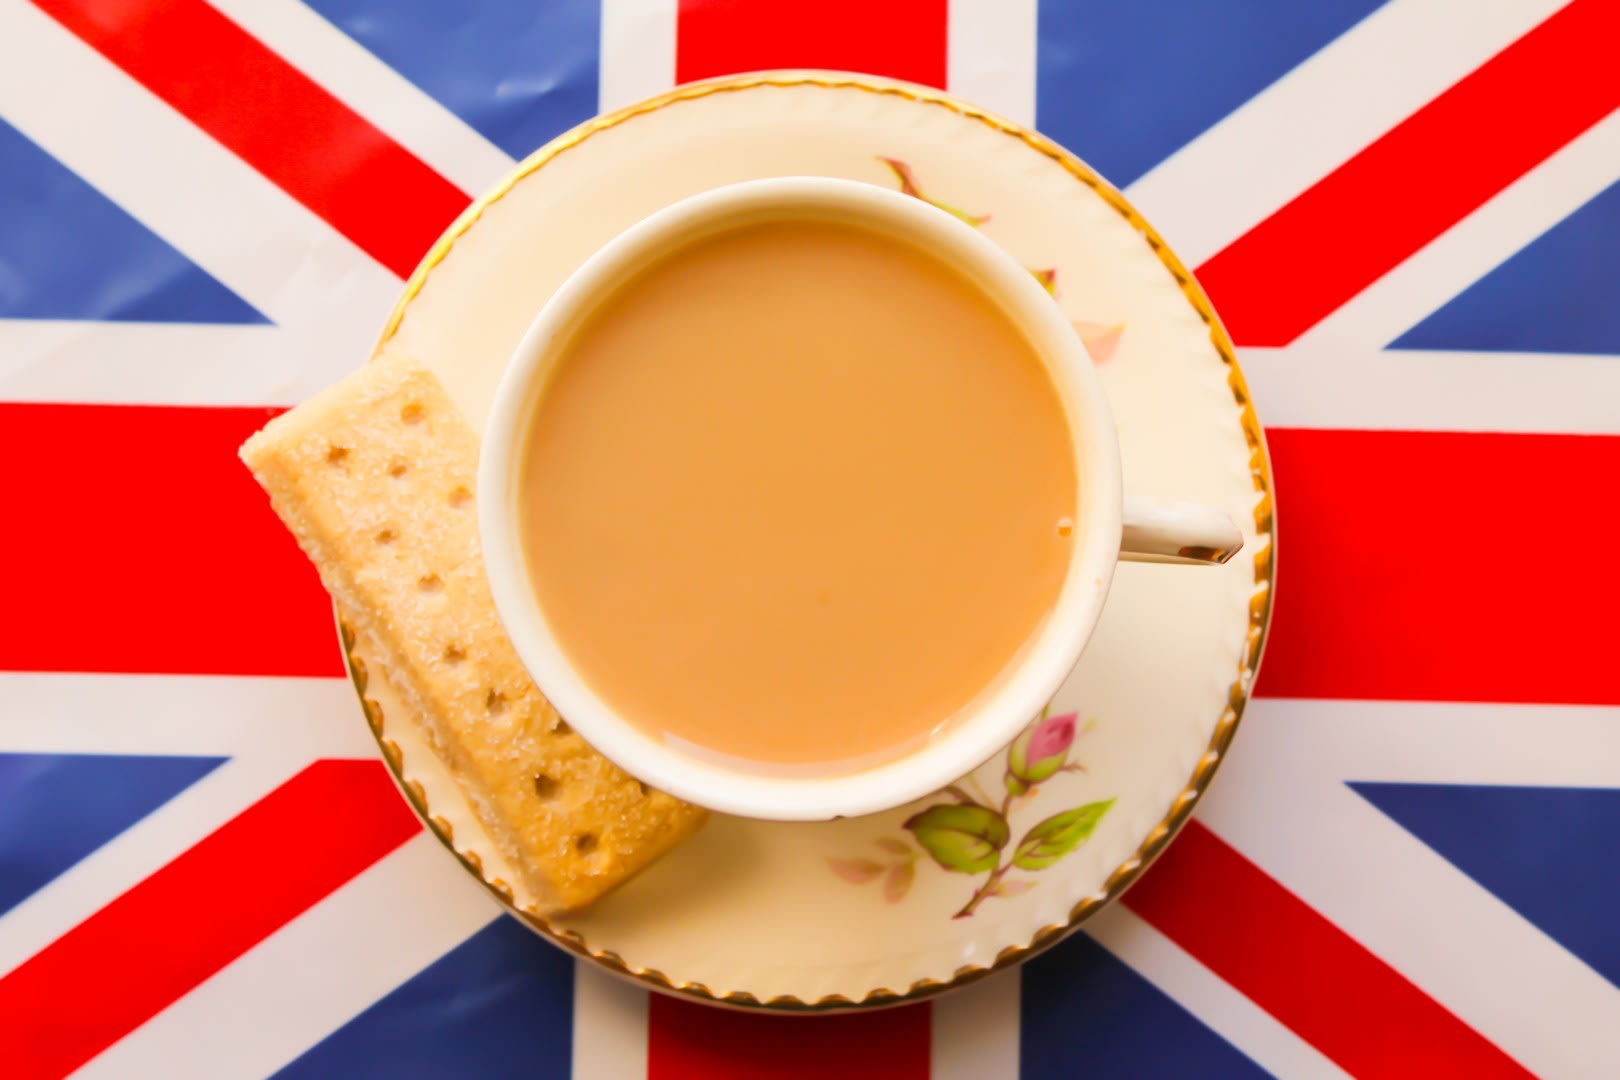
0, 402, 340, 677
33, 0, 469, 279
648, 994, 931, 1080
0, 759, 419, 1080
676, 0, 947, 89
1197, 0, 1620, 346
1256, 428, 1620, 705
1124, 821, 1531, 1077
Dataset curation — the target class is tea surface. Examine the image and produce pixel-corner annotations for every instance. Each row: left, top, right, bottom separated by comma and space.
522, 219, 1076, 771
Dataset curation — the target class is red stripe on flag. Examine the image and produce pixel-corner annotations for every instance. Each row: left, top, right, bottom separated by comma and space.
13, 406, 1616, 706
1257, 428, 1620, 705
0, 759, 419, 1080
1124, 821, 1531, 1078
33, 0, 469, 279
648, 994, 931, 1080
675, 0, 947, 89
1196, 0, 1620, 346
0, 402, 341, 677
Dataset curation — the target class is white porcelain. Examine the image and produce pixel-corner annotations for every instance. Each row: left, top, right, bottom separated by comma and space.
479, 176, 1240, 822
355, 72, 1273, 1009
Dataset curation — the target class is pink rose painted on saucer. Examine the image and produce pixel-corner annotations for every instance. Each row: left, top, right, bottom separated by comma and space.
828, 710, 1114, 918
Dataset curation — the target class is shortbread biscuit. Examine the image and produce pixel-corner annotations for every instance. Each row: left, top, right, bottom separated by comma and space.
241, 355, 705, 912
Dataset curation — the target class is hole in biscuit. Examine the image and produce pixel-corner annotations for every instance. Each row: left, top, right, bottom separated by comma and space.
574, 833, 598, 854
485, 690, 507, 717
389, 460, 409, 479
326, 445, 349, 466
375, 528, 396, 545
448, 486, 471, 508
635, 781, 649, 797
533, 774, 559, 800
401, 402, 425, 425
418, 574, 443, 594
442, 644, 465, 665
553, 719, 571, 736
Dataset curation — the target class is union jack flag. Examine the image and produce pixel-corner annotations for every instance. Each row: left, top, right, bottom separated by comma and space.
2, 1, 1617, 1076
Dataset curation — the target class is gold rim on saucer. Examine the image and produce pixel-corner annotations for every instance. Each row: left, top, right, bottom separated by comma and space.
342, 70, 1275, 1013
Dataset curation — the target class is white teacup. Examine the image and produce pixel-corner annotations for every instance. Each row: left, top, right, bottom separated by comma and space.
480, 177, 1241, 821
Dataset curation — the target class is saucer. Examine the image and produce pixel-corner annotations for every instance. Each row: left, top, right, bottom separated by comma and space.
344, 71, 1274, 1011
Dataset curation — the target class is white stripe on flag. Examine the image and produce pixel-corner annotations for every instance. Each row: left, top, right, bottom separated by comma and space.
207, 0, 513, 197
931, 971, 1020, 1079
72, 835, 501, 1080
1124, 0, 1569, 267
572, 964, 650, 1078
0, 320, 347, 408
1294, 104, 1620, 353
1198, 698, 1620, 1079
0, 673, 373, 759
1239, 346, 1620, 435
947, 0, 1038, 129
599, 0, 678, 114
1233, 699, 1620, 791
0, 2, 400, 325
1084, 910, 1349, 1078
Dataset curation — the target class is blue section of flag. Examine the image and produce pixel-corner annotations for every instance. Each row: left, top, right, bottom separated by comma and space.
1021, 930, 1266, 1077
0, 119, 267, 324
1035, 0, 1384, 188
0, 752, 224, 916
274, 916, 574, 1079
1353, 782, 1620, 989
1390, 179, 1620, 355
301, 0, 600, 161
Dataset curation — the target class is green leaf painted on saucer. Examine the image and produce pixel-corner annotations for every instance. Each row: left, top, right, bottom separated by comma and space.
904, 804, 1009, 874
1010, 799, 1115, 871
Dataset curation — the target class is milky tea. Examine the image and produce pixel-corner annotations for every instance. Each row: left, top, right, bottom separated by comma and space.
521, 218, 1077, 773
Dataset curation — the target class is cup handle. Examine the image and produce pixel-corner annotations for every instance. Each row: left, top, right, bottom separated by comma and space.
1120, 496, 1244, 565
